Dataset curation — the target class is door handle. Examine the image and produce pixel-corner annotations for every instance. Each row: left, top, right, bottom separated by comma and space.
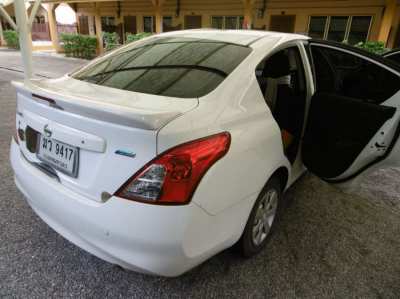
375, 142, 387, 150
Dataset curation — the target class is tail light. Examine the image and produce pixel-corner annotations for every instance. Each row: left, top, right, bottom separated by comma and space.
13, 125, 25, 145
13, 126, 19, 145
13, 118, 21, 145
115, 132, 231, 205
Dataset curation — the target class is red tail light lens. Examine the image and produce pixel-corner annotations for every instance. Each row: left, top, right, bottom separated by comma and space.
13, 128, 19, 144
115, 132, 231, 205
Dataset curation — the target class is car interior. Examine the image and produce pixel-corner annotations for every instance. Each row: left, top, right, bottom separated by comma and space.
256, 47, 307, 164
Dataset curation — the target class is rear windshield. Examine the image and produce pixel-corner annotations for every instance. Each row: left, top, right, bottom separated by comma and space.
72, 37, 252, 98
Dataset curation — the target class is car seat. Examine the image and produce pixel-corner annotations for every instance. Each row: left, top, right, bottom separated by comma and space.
263, 51, 295, 150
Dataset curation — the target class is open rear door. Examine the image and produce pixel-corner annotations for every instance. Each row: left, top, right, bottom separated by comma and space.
302, 41, 400, 182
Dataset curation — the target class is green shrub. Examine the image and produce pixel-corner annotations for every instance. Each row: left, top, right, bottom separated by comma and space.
103, 32, 120, 51
3, 30, 19, 49
355, 41, 388, 55
60, 33, 97, 59
126, 32, 152, 43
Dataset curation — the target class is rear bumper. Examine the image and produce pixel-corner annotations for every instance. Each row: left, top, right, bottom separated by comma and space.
10, 140, 234, 277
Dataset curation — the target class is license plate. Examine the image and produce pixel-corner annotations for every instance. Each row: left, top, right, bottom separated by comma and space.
36, 135, 79, 177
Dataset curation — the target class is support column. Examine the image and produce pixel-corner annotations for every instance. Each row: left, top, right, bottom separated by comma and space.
152, 0, 164, 33
0, 18, 4, 46
14, 0, 33, 78
243, 0, 255, 29
95, 3, 103, 54
47, 3, 61, 53
378, 0, 397, 45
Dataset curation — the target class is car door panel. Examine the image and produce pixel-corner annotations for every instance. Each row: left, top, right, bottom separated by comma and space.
303, 41, 400, 182
302, 92, 396, 179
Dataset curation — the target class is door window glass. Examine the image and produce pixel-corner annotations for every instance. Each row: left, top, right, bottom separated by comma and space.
386, 52, 400, 65
311, 45, 400, 104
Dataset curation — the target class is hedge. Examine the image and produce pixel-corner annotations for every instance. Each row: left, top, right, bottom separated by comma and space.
60, 33, 97, 59
3, 30, 19, 49
355, 41, 389, 55
126, 32, 152, 43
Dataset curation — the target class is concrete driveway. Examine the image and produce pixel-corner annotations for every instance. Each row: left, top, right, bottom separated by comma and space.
0, 50, 399, 298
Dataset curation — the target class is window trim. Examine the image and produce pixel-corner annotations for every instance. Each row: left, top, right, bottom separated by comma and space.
307, 15, 373, 43
384, 50, 400, 59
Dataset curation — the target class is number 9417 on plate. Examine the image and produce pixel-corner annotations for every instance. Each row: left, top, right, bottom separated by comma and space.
36, 134, 79, 177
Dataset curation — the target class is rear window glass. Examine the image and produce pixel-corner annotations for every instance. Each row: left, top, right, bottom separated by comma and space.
72, 37, 252, 98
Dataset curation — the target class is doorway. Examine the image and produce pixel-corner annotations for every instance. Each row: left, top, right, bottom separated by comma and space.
124, 16, 137, 35
184, 15, 202, 29
269, 15, 296, 33
78, 16, 89, 35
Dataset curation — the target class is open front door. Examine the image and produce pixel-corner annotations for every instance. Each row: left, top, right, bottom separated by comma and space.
302, 41, 400, 182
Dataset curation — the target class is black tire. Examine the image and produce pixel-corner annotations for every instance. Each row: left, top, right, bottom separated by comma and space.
237, 177, 282, 257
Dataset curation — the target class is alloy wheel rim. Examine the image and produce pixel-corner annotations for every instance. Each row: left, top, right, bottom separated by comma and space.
252, 189, 278, 246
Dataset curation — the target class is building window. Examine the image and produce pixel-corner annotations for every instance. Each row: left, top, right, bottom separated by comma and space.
34, 16, 45, 24
211, 16, 223, 29
101, 16, 115, 27
327, 16, 348, 42
225, 16, 238, 29
101, 16, 116, 33
163, 16, 173, 28
143, 16, 154, 33
308, 16, 327, 39
211, 16, 244, 29
348, 16, 372, 45
308, 16, 372, 44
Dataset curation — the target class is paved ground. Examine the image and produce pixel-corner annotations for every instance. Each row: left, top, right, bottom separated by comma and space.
0, 50, 400, 298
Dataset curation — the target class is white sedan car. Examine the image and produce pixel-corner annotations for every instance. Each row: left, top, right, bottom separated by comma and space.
10, 30, 400, 276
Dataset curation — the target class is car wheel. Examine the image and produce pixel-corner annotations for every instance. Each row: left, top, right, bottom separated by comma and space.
237, 177, 282, 257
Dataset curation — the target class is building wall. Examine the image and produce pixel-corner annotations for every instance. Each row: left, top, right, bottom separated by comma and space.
73, 0, 392, 42
255, 0, 386, 41
388, 4, 400, 47
1, 0, 399, 49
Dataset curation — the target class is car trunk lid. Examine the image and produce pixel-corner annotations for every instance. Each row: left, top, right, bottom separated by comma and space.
13, 77, 198, 203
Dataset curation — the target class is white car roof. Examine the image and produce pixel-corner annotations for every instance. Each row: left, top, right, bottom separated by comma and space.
158, 29, 309, 46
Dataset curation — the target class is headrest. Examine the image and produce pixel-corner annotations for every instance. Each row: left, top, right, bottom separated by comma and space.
263, 51, 291, 79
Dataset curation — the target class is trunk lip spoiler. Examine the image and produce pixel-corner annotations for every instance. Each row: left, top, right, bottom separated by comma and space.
12, 80, 199, 131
